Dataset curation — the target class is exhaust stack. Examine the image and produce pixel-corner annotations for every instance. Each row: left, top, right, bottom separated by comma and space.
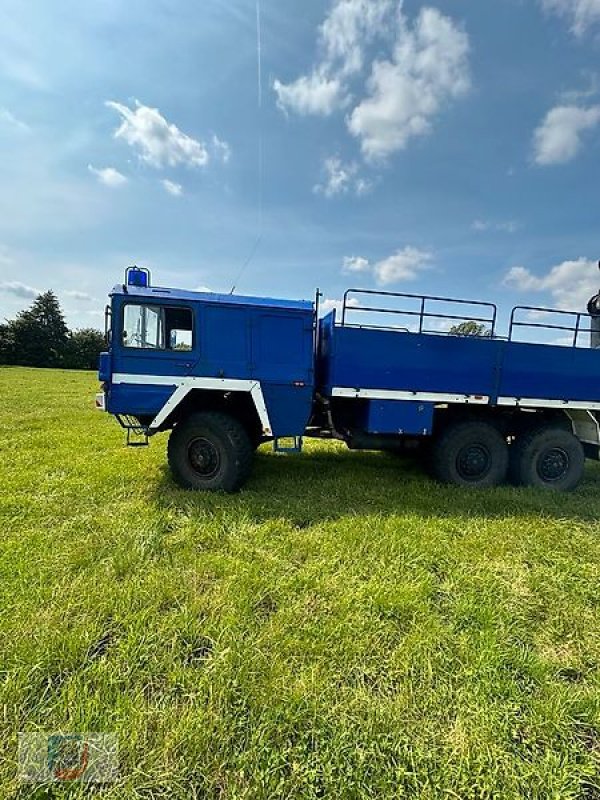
588, 261, 600, 349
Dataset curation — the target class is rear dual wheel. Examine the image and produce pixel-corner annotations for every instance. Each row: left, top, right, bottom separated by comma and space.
432, 419, 585, 492
509, 425, 584, 492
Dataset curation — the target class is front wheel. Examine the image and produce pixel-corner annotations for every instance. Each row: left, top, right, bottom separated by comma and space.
167, 412, 253, 492
509, 425, 584, 492
432, 420, 509, 488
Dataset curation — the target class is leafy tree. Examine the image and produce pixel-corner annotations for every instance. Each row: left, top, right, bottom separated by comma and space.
0, 323, 14, 364
0, 291, 103, 370
8, 291, 69, 367
449, 321, 492, 338
63, 328, 106, 370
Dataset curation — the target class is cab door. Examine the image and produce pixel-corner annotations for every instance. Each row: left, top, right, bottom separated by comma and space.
109, 299, 197, 417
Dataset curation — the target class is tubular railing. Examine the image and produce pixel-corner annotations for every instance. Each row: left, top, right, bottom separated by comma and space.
508, 306, 593, 348
341, 289, 498, 336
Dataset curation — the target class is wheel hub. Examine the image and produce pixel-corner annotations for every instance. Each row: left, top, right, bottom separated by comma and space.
537, 447, 570, 482
188, 437, 220, 479
456, 443, 491, 481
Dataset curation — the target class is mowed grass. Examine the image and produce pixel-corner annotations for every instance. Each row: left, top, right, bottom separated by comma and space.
2, 367, 600, 799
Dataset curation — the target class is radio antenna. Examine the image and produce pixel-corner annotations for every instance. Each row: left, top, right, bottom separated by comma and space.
230, 0, 263, 295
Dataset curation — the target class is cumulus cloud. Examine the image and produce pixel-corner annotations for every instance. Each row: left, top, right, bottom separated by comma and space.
106, 100, 209, 168
0, 281, 39, 299
161, 179, 183, 197
343, 255, 371, 273
87, 164, 128, 187
540, 0, 600, 35
348, 8, 470, 160
274, 2, 469, 192
320, 0, 393, 77
373, 247, 433, 285
343, 246, 432, 286
504, 257, 599, 310
533, 104, 600, 165
274, 0, 392, 116
314, 157, 371, 197
274, 71, 345, 117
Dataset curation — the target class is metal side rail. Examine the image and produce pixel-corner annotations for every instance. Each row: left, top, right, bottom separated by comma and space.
341, 288, 498, 336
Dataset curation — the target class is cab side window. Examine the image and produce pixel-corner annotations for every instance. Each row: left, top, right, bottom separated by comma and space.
122, 304, 194, 351
165, 307, 193, 351
123, 304, 163, 349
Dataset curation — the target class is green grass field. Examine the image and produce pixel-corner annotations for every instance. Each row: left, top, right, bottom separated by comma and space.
2, 366, 600, 799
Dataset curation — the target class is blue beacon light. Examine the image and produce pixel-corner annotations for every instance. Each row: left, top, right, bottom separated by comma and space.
125, 266, 151, 288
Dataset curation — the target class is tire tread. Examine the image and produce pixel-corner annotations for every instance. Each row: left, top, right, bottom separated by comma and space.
167, 411, 253, 492
509, 424, 584, 492
432, 420, 508, 488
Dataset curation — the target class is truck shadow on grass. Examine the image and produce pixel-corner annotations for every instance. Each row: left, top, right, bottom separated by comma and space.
154, 445, 600, 526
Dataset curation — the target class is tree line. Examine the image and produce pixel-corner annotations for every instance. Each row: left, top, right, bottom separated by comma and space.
0, 291, 105, 370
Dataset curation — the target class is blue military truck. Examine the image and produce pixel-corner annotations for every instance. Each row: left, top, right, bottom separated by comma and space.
96, 266, 600, 493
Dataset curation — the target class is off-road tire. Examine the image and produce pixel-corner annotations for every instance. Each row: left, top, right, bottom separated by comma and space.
432, 420, 509, 488
167, 412, 253, 492
509, 425, 584, 492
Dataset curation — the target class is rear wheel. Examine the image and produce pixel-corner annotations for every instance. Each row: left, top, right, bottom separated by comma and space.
167, 411, 253, 492
432, 421, 509, 488
509, 425, 584, 492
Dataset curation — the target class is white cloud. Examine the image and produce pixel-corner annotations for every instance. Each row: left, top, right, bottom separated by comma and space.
211, 135, 231, 164
533, 104, 600, 165
320, 0, 393, 77
348, 7, 470, 160
0, 281, 39, 299
161, 179, 183, 197
106, 100, 209, 169
504, 257, 598, 310
274, 0, 392, 116
541, 0, 600, 35
0, 108, 30, 133
320, 296, 359, 315
87, 164, 128, 187
559, 72, 600, 104
354, 177, 373, 196
65, 290, 95, 302
314, 157, 370, 197
373, 247, 433, 285
504, 266, 545, 292
343, 255, 371, 273
472, 219, 519, 233
274, 72, 345, 116
342, 246, 432, 286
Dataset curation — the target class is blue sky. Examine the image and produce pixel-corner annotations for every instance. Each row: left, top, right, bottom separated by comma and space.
1, 0, 600, 333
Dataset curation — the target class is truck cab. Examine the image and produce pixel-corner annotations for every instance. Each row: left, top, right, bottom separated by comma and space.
98, 268, 315, 490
